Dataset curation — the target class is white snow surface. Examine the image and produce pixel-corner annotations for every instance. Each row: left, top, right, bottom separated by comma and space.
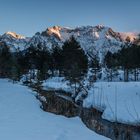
0, 79, 109, 140
83, 82, 140, 125
43, 77, 71, 92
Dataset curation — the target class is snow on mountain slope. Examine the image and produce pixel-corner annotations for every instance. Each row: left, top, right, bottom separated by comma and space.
0, 79, 109, 140
28, 32, 63, 51
29, 25, 124, 61
0, 32, 30, 52
0, 25, 138, 60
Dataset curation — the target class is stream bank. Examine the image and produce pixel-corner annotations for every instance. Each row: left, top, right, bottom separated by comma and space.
32, 86, 140, 140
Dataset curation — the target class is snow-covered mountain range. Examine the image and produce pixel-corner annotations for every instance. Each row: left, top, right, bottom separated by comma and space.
0, 25, 139, 60
0, 31, 29, 52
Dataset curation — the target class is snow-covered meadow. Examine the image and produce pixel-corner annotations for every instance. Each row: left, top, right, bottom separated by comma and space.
83, 82, 140, 125
43, 77, 140, 125
0, 79, 109, 140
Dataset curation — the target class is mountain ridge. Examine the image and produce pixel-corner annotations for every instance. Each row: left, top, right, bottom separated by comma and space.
0, 25, 139, 61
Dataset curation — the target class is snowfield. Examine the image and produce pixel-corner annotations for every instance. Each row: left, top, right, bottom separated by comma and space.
42, 77, 71, 92
43, 77, 140, 125
0, 79, 109, 140
83, 82, 140, 125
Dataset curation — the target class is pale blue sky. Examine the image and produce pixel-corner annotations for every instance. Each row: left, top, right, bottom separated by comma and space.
0, 0, 139, 36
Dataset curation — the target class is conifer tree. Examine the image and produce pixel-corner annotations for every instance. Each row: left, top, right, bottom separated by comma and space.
61, 36, 88, 97
0, 42, 13, 77
52, 46, 62, 75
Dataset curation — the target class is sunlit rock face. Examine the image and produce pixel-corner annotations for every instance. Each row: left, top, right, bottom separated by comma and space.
5, 31, 25, 39
41, 26, 62, 40
120, 32, 138, 42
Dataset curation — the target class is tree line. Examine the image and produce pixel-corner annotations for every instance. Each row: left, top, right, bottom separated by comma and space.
0, 36, 90, 85
104, 43, 140, 81
1, 36, 140, 83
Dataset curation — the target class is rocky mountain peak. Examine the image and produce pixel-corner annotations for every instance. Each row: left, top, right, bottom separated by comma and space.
0, 25, 139, 61
4, 31, 25, 39
42, 26, 62, 39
